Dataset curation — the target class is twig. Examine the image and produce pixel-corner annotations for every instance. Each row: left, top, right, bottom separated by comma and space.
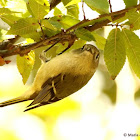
107, 23, 123, 27
44, 39, 61, 52
65, 19, 89, 33
38, 20, 45, 40
109, 0, 112, 13
58, 35, 75, 55
82, 0, 86, 20
0, 33, 74, 57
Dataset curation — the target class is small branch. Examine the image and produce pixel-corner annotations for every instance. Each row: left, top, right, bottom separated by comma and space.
38, 20, 45, 40
82, 0, 86, 20
58, 34, 76, 55
8, 35, 21, 44
0, 33, 76, 57
0, 35, 20, 50
65, 19, 89, 33
44, 39, 61, 52
109, 0, 112, 13
107, 23, 123, 27
85, 12, 126, 31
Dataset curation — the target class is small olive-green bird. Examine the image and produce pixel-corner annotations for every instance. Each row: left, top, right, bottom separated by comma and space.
0, 44, 100, 111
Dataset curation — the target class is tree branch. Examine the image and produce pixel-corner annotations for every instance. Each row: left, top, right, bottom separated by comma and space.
1, 4, 140, 58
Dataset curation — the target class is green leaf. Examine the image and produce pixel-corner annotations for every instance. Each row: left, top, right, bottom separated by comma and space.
59, 15, 79, 29
42, 19, 57, 31
44, 28, 60, 37
75, 28, 95, 41
84, 0, 109, 14
27, 0, 49, 20
126, 10, 140, 31
23, 32, 41, 41
67, 4, 79, 19
17, 50, 35, 84
54, 7, 62, 16
104, 28, 126, 79
7, 18, 39, 36
35, 0, 50, 6
70, 39, 86, 50
123, 0, 137, 8
92, 32, 106, 50
48, 18, 62, 30
1, 15, 21, 26
0, 8, 19, 14
0, 29, 3, 40
0, 0, 7, 6
65, 0, 80, 7
56, 42, 69, 54
61, 0, 71, 5
78, 15, 111, 29
122, 29, 140, 79
57, 40, 86, 54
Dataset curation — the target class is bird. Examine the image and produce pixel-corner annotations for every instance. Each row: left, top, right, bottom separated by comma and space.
0, 44, 100, 112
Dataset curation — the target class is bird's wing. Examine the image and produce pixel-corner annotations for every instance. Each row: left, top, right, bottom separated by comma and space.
26, 74, 63, 108
24, 97, 60, 112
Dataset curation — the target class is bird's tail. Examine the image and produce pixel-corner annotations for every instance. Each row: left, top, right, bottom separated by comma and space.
0, 96, 28, 107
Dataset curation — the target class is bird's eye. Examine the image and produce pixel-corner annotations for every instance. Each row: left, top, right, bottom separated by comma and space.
95, 53, 100, 60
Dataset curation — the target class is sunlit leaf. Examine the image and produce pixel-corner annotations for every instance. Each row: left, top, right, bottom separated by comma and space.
17, 50, 35, 84
0, 0, 7, 6
7, 18, 39, 36
28, 0, 49, 20
65, 0, 80, 7
127, 10, 140, 30
84, 0, 109, 14
104, 28, 126, 79
42, 19, 57, 31
123, 0, 137, 8
35, 0, 50, 6
44, 28, 60, 37
48, 18, 62, 30
61, 0, 71, 6
78, 15, 111, 29
59, 15, 79, 29
92, 32, 106, 50
55, 42, 68, 54
1, 15, 21, 26
54, 7, 62, 16
67, 4, 79, 19
70, 39, 86, 50
0, 8, 19, 14
56, 39, 86, 54
122, 29, 140, 79
23, 32, 41, 42
75, 28, 95, 41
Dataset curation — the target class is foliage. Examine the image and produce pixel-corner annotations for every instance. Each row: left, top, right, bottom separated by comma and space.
104, 28, 126, 80
17, 50, 35, 84
0, 0, 140, 83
